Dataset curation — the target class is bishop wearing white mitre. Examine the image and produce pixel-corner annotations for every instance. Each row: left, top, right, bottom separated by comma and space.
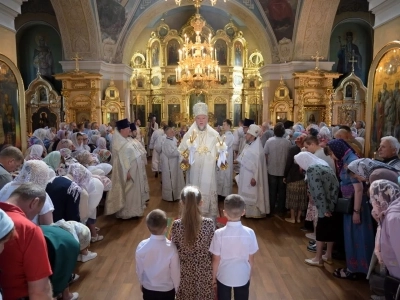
178, 103, 222, 217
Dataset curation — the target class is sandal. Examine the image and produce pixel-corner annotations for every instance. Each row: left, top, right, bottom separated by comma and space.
333, 268, 358, 280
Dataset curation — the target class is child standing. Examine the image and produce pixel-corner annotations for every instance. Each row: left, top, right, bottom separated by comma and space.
209, 194, 259, 300
136, 209, 180, 300
171, 186, 215, 300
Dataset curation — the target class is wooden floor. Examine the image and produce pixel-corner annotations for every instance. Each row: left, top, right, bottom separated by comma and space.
72, 161, 371, 300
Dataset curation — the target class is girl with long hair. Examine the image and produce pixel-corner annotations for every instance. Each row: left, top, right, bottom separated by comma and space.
171, 186, 215, 300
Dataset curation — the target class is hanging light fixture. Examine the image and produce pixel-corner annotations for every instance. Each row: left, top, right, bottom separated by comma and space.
174, 6, 221, 93
170, 0, 226, 8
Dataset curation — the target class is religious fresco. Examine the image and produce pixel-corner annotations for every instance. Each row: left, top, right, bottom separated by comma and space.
0, 60, 22, 149
370, 48, 400, 154
17, 24, 63, 90
168, 104, 181, 127
151, 104, 161, 126
234, 41, 243, 67
259, 0, 298, 41
214, 104, 227, 126
189, 93, 206, 117
131, 104, 146, 126
233, 103, 242, 127
151, 41, 160, 67
96, 0, 127, 43
329, 22, 372, 85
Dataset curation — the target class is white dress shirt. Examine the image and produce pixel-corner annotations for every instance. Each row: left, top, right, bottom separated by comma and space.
136, 234, 180, 292
209, 221, 258, 287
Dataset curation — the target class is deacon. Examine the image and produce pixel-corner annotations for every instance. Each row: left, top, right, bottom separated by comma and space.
149, 121, 166, 177
160, 127, 185, 201
216, 119, 234, 197
105, 118, 146, 219
178, 103, 220, 217
128, 122, 149, 202
236, 124, 270, 218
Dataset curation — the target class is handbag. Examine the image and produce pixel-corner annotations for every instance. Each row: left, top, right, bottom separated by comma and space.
384, 275, 400, 300
334, 197, 354, 214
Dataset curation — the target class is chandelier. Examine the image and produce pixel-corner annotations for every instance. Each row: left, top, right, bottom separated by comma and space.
175, 10, 221, 93
173, 0, 226, 8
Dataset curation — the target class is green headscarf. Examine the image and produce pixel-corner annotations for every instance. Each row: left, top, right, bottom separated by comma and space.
43, 151, 61, 171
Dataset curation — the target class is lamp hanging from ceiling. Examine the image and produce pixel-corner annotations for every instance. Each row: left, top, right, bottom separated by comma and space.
171, 0, 226, 8
174, 6, 222, 93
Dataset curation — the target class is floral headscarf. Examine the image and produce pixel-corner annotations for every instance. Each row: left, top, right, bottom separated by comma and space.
67, 163, 92, 191
32, 128, 47, 141
73, 150, 95, 167
369, 179, 400, 263
96, 149, 111, 163
25, 144, 45, 160
348, 158, 397, 180
14, 160, 50, 187
43, 151, 61, 171
96, 137, 107, 150
318, 126, 332, 144
90, 134, 100, 146
28, 136, 45, 148
327, 139, 356, 171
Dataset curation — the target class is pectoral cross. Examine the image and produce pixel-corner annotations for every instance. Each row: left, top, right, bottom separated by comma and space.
311, 51, 324, 71
71, 53, 83, 72
349, 50, 357, 73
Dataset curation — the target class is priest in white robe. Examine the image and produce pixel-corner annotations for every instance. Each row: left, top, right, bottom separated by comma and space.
149, 123, 165, 177
178, 103, 221, 217
236, 124, 270, 218
216, 119, 234, 197
128, 122, 150, 204
161, 127, 185, 201
105, 118, 146, 219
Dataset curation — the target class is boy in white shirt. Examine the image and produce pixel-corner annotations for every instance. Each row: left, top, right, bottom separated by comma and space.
209, 194, 259, 300
136, 209, 180, 300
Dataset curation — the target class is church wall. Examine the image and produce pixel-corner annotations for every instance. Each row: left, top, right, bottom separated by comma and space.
0, 27, 17, 65
16, 24, 63, 91
373, 17, 400, 57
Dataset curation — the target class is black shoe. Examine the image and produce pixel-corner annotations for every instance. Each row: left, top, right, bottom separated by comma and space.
308, 240, 316, 246
155, 172, 158, 178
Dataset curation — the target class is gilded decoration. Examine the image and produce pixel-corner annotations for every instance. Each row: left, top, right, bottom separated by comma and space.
102, 79, 125, 124
129, 15, 261, 127
332, 70, 366, 127
365, 42, 400, 157
293, 69, 340, 126
270, 77, 293, 123
25, 72, 61, 134
54, 66, 102, 123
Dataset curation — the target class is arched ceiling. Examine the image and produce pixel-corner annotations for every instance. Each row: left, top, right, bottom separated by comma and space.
18, 0, 365, 65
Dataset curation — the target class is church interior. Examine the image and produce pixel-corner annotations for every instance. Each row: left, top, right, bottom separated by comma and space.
1, 0, 400, 299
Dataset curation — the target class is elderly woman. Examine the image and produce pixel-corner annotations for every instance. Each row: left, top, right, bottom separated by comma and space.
295, 152, 339, 267
43, 151, 62, 179
50, 130, 68, 152
93, 137, 107, 155
347, 158, 398, 183
0, 160, 54, 225
369, 180, 400, 299
56, 138, 75, 151
58, 148, 78, 176
326, 139, 374, 279
25, 144, 46, 160
88, 134, 100, 152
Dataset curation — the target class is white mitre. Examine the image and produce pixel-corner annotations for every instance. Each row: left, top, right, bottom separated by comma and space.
193, 102, 208, 117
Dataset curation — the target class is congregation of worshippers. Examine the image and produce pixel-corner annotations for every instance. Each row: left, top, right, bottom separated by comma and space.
1, 101, 400, 300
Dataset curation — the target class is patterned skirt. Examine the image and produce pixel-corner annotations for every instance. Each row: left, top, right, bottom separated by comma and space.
285, 180, 308, 211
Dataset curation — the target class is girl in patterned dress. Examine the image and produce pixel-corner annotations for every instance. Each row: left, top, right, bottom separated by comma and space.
171, 186, 215, 300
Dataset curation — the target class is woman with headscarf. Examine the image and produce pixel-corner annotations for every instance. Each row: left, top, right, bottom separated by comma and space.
95, 149, 112, 164
70, 132, 85, 151
88, 134, 100, 153
318, 126, 332, 147
369, 180, 400, 299
283, 133, 308, 223
46, 163, 91, 224
294, 152, 339, 267
58, 148, 78, 176
50, 130, 68, 152
25, 144, 46, 160
347, 158, 399, 183
73, 150, 98, 167
81, 133, 91, 152
0, 160, 54, 225
43, 151, 62, 179
56, 138, 75, 151
86, 177, 105, 243
93, 137, 107, 155
326, 139, 374, 279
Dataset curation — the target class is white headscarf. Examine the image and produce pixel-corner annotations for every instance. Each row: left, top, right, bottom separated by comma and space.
25, 144, 45, 160
14, 160, 50, 187
294, 152, 329, 172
